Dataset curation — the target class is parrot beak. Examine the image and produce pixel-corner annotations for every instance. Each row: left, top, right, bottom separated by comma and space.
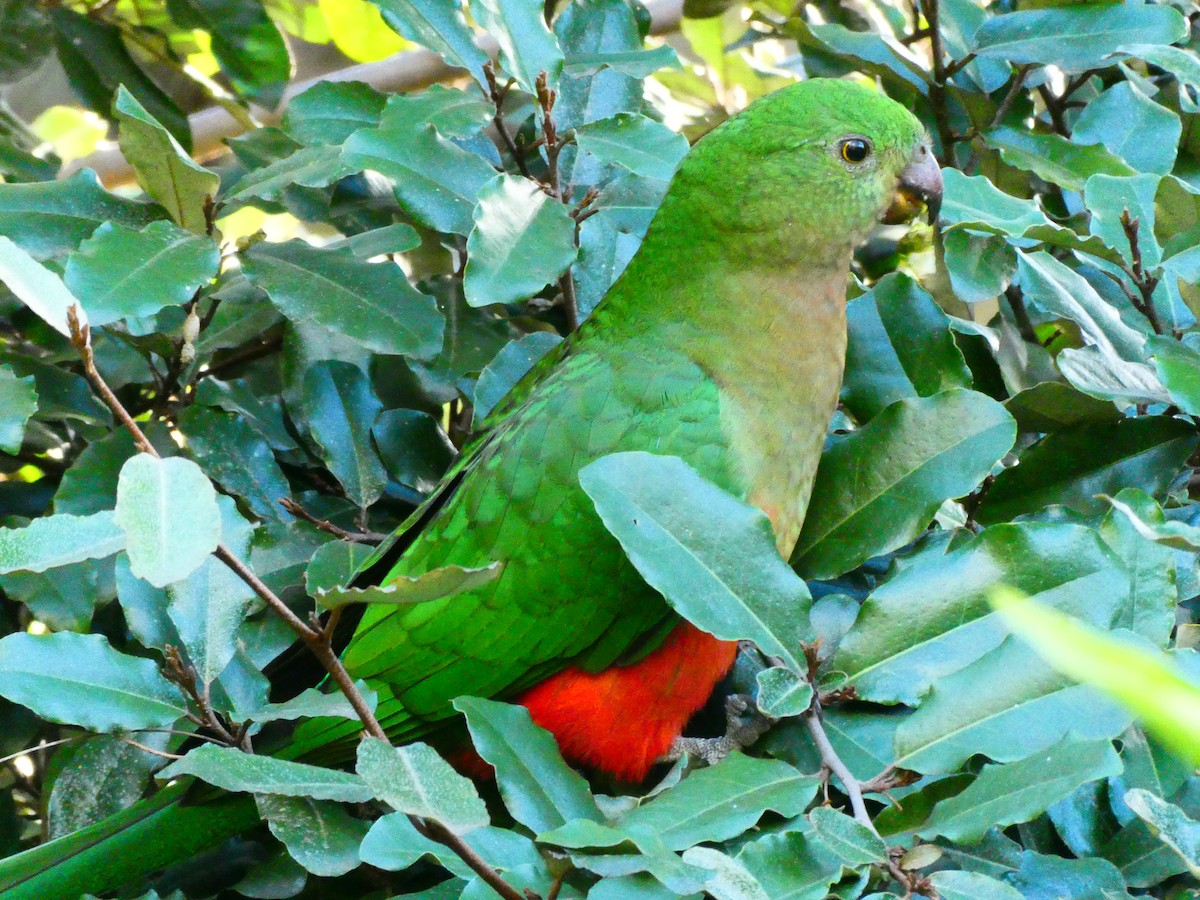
884, 143, 943, 226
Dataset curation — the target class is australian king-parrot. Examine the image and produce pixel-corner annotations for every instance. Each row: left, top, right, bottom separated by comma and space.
0, 77, 941, 898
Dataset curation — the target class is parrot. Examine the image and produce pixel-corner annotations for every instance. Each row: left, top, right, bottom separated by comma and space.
0, 77, 941, 898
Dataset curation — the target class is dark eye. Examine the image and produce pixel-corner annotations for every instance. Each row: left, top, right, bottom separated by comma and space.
840, 138, 871, 164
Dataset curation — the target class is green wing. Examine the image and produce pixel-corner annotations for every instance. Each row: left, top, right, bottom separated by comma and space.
295, 337, 738, 760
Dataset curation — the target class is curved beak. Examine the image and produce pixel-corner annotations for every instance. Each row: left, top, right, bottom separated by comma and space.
883, 143, 943, 226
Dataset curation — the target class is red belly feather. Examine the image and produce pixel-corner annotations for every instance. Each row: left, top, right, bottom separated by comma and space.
514, 622, 738, 782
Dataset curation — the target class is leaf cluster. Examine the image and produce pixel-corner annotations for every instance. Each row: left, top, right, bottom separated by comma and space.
0, 0, 1197, 898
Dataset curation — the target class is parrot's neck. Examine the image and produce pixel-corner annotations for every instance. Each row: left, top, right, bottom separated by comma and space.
594, 255, 849, 556
686, 263, 849, 556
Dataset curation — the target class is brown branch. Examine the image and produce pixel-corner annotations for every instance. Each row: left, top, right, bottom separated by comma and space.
533, 72, 582, 332
484, 62, 532, 179
964, 64, 1033, 174
66, 304, 530, 900
800, 644, 937, 898
919, 0, 957, 167
278, 497, 387, 544
1118, 209, 1165, 335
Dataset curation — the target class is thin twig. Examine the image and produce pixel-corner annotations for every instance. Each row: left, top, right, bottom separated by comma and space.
918, 0, 957, 166
66, 304, 530, 900
535, 72, 581, 332
120, 738, 185, 761
484, 62, 532, 178
964, 65, 1033, 173
803, 704, 876, 831
279, 497, 388, 544
1119, 210, 1165, 335
0, 737, 80, 769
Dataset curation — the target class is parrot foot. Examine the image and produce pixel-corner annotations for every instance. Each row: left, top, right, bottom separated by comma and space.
663, 694, 774, 767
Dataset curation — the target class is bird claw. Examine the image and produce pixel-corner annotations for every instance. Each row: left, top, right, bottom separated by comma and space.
661, 694, 775, 767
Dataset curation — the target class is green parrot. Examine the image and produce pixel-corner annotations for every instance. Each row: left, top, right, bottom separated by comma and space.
0, 77, 940, 898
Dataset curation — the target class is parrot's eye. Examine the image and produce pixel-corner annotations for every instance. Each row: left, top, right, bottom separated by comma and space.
839, 138, 872, 164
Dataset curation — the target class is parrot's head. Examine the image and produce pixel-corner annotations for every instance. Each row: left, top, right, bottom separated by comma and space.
669, 78, 942, 267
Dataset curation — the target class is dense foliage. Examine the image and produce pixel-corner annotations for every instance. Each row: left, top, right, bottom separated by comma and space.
0, 0, 1199, 897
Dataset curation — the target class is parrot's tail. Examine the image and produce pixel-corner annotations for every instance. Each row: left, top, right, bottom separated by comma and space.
0, 779, 259, 900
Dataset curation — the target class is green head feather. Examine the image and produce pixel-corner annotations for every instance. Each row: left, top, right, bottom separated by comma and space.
647, 78, 932, 268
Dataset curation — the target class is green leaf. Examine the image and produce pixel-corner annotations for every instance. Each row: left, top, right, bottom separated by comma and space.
376, 84, 493, 140
178, 405, 292, 523
972, 5, 1187, 72
342, 125, 497, 235
0, 234, 86, 336
1010, 852, 1130, 899
0, 366, 36, 455
736, 829, 859, 900
235, 851, 308, 898
453, 696, 601, 833
114, 454, 222, 588
282, 81, 387, 146
165, 496, 257, 686
47, 734, 166, 839
1099, 488, 1176, 645
63, 220, 219, 327
794, 390, 1016, 580
808, 806, 888, 866
942, 231, 1016, 304
372, 408, 456, 494
1056, 345, 1170, 407
361, 813, 540, 877
0, 511, 125, 575
1149, 335, 1200, 416
316, 563, 502, 611
0, 169, 160, 260
248, 682, 376, 724
160, 744, 373, 801
940, 168, 1047, 236
928, 870, 1023, 900
1105, 492, 1200, 553
469, 0, 563, 92
917, 738, 1123, 844
51, 8, 190, 151
580, 451, 811, 672
255, 795, 369, 877
473, 331, 562, 425
226, 146, 356, 202
976, 417, 1196, 524
356, 737, 490, 835
1073, 83, 1181, 177
1123, 789, 1200, 878
830, 522, 1128, 705
993, 589, 1200, 767
1004, 382, 1121, 434
463, 175, 578, 308
242, 241, 443, 359
113, 87, 220, 234
575, 114, 689, 181
369, 0, 489, 85
299, 361, 388, 508
984, 127, 1134, 192
679, 846, 768, 900
0, 0, 50, 82
0, 631, 186, 730
616, 754, 819, 852
755, 667, 813, 718
164, 0, 290, 104
893, 636, 1133, 775
347, 223, 422, 258
789, 21, 928, 94
842, 273, 972, 422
